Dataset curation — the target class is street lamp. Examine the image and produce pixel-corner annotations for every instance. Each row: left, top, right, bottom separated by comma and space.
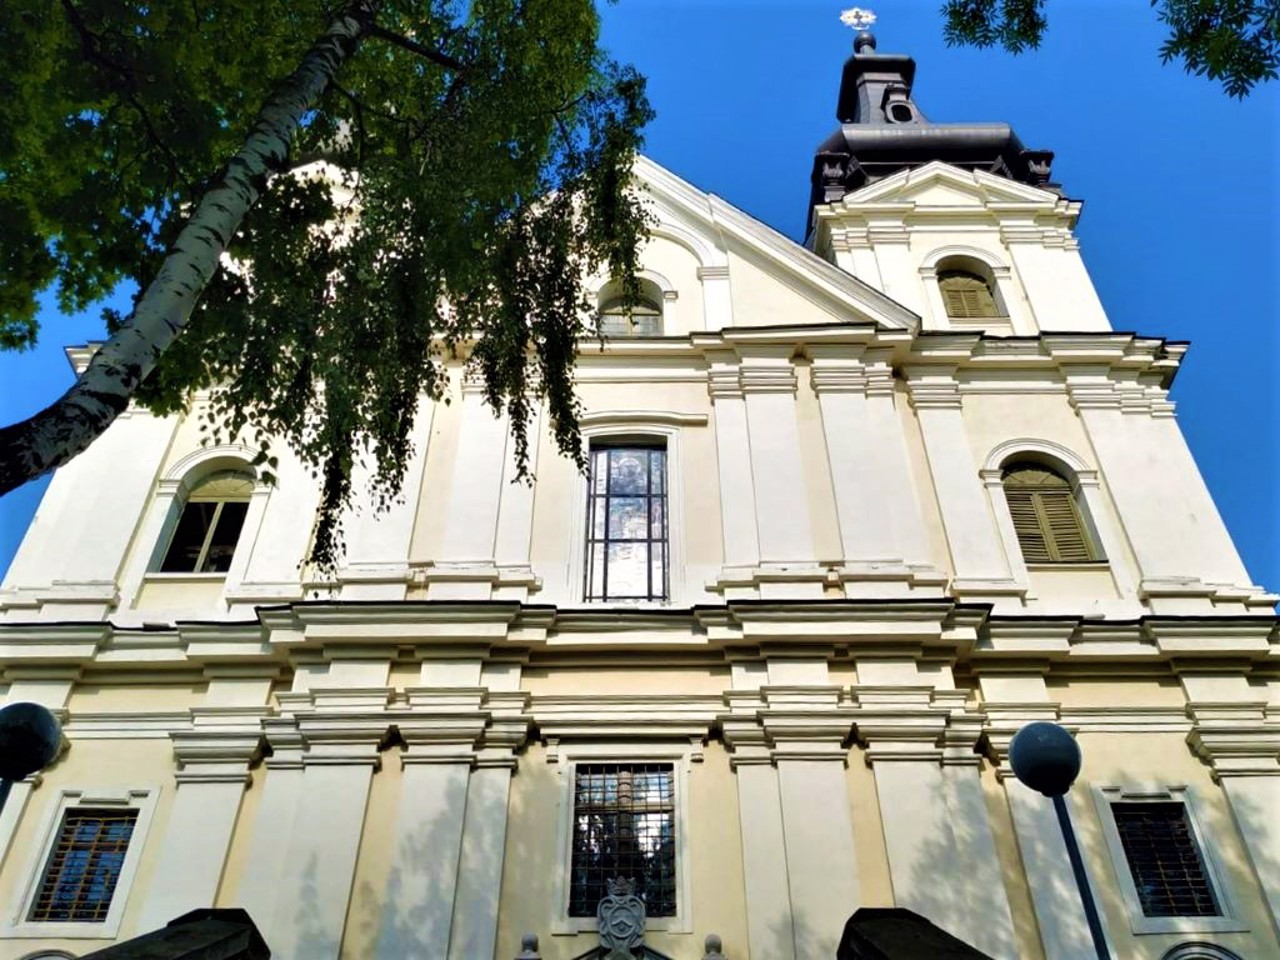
0, 702, 63, 814
1008, 721, 1110, 960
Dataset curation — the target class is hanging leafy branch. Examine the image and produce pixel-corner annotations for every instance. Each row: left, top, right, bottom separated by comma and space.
941, 0, 1280, 97
0, 0, 654, 569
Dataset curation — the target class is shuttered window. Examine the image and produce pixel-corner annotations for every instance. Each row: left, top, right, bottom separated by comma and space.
1112, 802, 1219, 918
938, 270, 1000, 318
1002, 464, 1099, 563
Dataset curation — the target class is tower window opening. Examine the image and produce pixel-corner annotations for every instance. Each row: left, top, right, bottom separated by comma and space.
938, 269, 1001, 319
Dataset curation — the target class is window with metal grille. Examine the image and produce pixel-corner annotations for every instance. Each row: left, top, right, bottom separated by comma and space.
1112, 802, 1219, 918
158, 470, 253, 573
584, 445, 668, 601
1002, 464, 1100, 563
29, 808, 138, 922
938, 270, 1001, 319
569, 763, 677, 918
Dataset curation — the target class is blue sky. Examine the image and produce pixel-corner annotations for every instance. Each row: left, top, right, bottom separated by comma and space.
2, 1, 1277, 592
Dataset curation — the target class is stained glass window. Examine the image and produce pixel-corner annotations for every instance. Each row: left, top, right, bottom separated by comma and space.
569, 763, 677, 917
584, 446, 668, 601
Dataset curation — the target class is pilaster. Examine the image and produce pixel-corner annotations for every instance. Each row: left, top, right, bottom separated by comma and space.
427, 377, 511, 600
810, 351, 943, 599
1183, 679, 1280, 932
905, 369, 1021, 604
979, 677, 1095, 960
721, 679, 859, 959
137, 709, 266, 933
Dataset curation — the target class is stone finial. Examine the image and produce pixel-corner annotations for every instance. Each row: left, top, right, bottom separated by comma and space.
703, 933, 727, 959
515, 933, 541, 959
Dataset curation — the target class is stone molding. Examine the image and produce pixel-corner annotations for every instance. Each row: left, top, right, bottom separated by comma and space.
1185, 701, 1280, 780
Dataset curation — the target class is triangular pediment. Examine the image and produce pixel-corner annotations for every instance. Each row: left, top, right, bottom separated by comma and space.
631, 155, 917, 332
842, 160, 1069, 208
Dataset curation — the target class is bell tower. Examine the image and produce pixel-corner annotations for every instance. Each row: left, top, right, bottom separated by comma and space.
807, 19, 1055, 237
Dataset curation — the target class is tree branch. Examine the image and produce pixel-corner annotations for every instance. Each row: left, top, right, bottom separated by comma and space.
59, 0, 186, 188
365, 22, 466, 73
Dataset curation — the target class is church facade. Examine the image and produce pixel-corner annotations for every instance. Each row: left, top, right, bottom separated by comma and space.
1, 32, 1278, 960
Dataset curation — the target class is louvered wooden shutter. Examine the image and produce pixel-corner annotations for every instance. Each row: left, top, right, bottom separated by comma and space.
1003, 465, 1099, 562
939, 271, 999, 319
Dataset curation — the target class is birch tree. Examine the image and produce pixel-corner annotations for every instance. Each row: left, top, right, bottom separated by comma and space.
0, 0, 653, 567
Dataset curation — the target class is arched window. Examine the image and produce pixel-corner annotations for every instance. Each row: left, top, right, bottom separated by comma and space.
1002, 463, 1100, 563
597, 278, 664, 337
156, 470, 254, 573
938, 269, 1000, 319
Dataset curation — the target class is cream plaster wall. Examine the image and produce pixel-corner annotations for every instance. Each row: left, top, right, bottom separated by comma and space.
0, 739, 177, 960
494, 741, 750, 960
1071, 732, 1280, 960
523, 667, 728, 697
635, 235, 704, 336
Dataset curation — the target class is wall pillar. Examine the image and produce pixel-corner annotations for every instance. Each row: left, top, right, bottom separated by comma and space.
0, 674, 74, 870
1183, 675, 1280, 935
249, 689, 387, 960
981, 678, 1096, 960
1066, 371, 1267, 611
720, 725, 796, 960
810, 351, 941, 597
905, 369, 1020, 604
338, 406, 435, 600
706, 356, 761, 598
425, 378, 511, 599
447, 711, 526, 959
723, 680, 859, 959
855, 681, 1015, 958
137, 711, 264, 932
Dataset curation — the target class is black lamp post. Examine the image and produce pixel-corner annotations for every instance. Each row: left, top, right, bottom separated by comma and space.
1008, 721, 1110, 960
0, 701, 63, 814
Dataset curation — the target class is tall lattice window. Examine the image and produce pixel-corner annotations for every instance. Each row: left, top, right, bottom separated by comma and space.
584, 445, 669, 601
938, 269, 1001, 319
29, 808, 138, 922
1003, 463, 1099, 563
1112, 802, 1219, 918
158, 470, 254, 573
569, 763, 677, 918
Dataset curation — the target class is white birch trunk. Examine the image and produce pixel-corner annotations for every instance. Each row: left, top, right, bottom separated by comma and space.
0, 3, 376, 494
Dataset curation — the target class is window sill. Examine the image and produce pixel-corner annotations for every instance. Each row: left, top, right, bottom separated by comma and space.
1129, 915, 1249, 936
551, 916, 690, 936
142, 572, 229, 583
1, 920, 120, 939
1025, 561, 1109, 570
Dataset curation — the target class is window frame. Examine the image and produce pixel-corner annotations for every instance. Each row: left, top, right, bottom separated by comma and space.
1001, 463, 1102, 564
937, 269, 1002, 320
583, 444, 670, 603
4, 788, 158, 940
154, 471, 255, 575
569, 421, 688, 607
593, 276, 669, 338
550, 744, 694, 936
1092, 784, 1246, 936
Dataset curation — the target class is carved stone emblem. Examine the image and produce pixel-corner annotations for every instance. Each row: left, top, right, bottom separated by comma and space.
598, 877, 646, 958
